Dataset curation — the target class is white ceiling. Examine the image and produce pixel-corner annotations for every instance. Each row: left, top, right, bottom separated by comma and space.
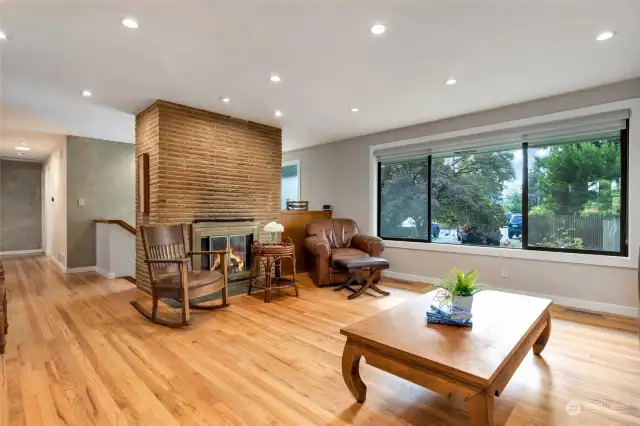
1, 1, 639, 152
0, 130, 66, 161
0, 104, 67, 161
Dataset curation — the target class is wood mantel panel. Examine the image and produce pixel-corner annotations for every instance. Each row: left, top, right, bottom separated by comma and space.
281, 210, 332, 274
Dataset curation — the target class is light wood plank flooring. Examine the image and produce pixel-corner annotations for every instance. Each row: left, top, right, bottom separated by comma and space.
1, 255, 639, 425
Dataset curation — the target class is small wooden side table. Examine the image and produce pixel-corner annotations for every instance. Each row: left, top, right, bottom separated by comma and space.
248, 238, 299, 303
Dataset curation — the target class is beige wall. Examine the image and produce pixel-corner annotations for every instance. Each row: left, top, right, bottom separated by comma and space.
283, 79, 640, 315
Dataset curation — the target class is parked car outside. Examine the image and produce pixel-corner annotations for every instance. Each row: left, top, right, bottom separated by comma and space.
456, 225, 502, 246
431, 222, 440, 238
507, 214, 522, 239
504, 213, 513, 227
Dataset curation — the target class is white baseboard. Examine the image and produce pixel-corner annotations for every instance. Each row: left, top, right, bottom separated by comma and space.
95, 267, 116, 279
0, 248, 44, 256
66, 266, 96, 274
383, 270, 638, 318
50, 256, 66, 272
383, 270, 433, 284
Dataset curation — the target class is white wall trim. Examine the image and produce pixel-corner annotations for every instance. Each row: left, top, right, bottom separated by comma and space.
370, 98, 640, 269
384, 240, 635, 269
0, 248, 44, 256
66, 266, 96, 274
383, 270, 638, 318
95, 267, 116, 279
50, 255, 65, 272
48, 255, 97, 275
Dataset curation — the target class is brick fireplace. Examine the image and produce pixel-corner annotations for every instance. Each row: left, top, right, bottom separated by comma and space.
135, 100, 282, 293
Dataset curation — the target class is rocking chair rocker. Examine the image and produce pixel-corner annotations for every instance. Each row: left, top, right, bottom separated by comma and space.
131, 223, 230, 328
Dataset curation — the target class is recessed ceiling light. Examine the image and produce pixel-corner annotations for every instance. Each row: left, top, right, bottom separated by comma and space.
371, 24, 387, 35
82, 90, 92, 97
350, 108, 359, 112
221, 97, 230, 103
0, 30, 7, 40
14, 146, 31, 151
270, 75, 281, 83
274, 110, 283, 117
445, 78, 457, 85
122, 18, 139, 29
596, 31, 616, 41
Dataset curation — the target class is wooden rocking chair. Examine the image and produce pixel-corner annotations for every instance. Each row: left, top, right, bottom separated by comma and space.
131, 223, 230, 328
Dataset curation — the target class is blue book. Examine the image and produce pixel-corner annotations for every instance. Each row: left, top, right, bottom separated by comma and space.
426, 311, 471, 325
430, 304, 472, 320
426, 315, 473, 327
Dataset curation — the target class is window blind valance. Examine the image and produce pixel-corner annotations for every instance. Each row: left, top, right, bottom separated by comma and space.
374, 109, 629, 162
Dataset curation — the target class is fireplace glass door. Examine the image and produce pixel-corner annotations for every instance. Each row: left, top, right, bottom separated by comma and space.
199, 233, 253, 280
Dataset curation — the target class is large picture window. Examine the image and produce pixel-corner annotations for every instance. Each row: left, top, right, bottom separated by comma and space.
376, 118, 629, 257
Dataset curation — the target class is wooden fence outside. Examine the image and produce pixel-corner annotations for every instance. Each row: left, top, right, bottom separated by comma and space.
528, 214, 620, 252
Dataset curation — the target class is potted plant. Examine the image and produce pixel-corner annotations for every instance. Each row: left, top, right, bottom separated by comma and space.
433, 268, 484, 311
263, 221, 284, 245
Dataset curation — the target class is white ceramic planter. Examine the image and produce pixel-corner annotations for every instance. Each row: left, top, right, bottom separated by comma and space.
452, 296, 474, 312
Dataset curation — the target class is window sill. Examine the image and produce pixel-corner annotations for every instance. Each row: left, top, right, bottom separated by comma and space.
383, 239, 635, 269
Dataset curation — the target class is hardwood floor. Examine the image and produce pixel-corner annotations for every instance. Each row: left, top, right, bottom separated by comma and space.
0, 254, 638, 425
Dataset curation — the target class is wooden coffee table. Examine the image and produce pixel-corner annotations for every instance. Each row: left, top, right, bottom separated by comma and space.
340, 290, 552, 426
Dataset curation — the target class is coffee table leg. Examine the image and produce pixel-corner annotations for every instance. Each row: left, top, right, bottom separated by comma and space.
465, 390, 494, 426
342, 341, 367, 403
533, 314, 551, 355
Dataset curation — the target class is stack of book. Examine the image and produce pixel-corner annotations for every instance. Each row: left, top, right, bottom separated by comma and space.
426, 304, 473, 327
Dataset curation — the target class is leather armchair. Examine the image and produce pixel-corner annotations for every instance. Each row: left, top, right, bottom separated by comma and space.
303, 218, 385, 286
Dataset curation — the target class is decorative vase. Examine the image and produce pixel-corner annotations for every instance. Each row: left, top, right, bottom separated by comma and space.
452, 295, 473, 312
269, 232, 278, 246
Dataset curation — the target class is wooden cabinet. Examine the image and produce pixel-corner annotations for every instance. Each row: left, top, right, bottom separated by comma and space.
281, 210, 332, 275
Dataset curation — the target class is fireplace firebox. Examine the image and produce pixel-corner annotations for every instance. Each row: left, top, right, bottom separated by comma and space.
192, 221, 260, 282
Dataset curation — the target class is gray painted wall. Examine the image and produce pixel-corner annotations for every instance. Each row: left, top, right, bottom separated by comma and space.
282, 78, 640, 312
66, 136, 135, 268
283, 78, 640, 230
0, 160, 43, 251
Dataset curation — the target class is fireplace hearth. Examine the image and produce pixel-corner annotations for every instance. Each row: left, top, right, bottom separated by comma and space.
192, 221, 260, 282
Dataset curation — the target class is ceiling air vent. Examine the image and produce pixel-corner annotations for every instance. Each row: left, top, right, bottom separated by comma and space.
452, 149, 478, 155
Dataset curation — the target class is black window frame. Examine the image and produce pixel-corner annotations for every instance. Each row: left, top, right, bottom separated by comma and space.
376, 124, 629, 257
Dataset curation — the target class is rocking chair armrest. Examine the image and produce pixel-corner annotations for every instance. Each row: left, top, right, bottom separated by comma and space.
145, 258, 190, 265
